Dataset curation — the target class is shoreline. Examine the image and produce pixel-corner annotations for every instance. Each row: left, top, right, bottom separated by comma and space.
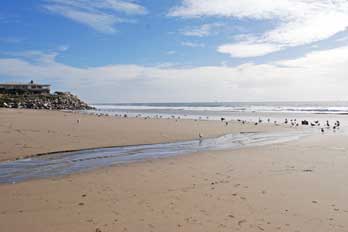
0, 108, 293, 162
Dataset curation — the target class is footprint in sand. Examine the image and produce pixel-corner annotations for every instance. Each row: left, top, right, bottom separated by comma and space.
257, 226, 265, 231
238, 219, 247, 226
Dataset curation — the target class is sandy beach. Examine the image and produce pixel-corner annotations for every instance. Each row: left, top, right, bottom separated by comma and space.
0, 108, 290, 161
1, 109, 347, 231
2, 0, 348, 231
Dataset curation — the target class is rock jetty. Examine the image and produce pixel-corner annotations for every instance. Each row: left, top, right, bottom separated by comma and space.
0, 91, 94, 110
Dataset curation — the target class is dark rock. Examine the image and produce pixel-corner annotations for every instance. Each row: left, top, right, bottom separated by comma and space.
0, 91, 94, 110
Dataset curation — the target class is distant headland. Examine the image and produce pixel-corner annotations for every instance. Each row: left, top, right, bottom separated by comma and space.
0, 80, 94, 110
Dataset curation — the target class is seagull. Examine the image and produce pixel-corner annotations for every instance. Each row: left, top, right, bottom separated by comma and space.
336, 120, 341, 128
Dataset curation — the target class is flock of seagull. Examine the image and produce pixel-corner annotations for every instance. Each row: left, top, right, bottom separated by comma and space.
231, 117, 341, 133
91, 111, 341, 135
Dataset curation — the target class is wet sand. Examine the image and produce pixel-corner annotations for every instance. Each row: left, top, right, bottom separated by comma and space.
1, 134, 348, 231
0, 108, 289, 161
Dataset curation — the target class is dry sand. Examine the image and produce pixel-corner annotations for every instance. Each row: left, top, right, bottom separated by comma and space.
0, 108, 288, 161
1, 109, 347, 232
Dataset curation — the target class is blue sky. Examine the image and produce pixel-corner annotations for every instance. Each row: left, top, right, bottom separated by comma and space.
1, 0, 348, 103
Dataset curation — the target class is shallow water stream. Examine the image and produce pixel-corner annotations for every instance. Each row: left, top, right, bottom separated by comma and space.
0, 131, 308, 184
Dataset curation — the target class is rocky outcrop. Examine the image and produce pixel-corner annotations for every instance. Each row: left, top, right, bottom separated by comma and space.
0, 91, 94, 110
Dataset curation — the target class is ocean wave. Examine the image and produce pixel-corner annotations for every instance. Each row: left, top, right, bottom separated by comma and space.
91, 103, 348, 115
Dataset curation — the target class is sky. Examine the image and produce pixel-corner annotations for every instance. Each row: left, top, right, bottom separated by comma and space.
0, 0, 348, 103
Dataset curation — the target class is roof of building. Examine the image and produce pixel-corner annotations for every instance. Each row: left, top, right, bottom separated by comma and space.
0, 83, 50, 87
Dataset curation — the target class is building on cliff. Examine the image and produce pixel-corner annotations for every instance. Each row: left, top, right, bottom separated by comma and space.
0, 80, 50, 94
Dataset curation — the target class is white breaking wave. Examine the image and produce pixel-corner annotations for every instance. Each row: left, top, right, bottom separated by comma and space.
92, 103, 348, 114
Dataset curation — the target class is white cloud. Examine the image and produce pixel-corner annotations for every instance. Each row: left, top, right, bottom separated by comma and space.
277, 46, 348, 68
168, 0, 289, 19
181, 41, 205, 47
166, 50, 177, 55
3, 50, 59, 64
264, 10, 348, 46
46, 0, 147, 15
169, 0, 348, 57
99, 0, 147, 14
180, 23, 224, 37
42, 0, 147, 33
218, 42, 282, 58
1, 46, 348, 102
336, 35, 348, 43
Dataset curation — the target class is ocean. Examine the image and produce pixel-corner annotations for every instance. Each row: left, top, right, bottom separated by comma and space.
91, 102, 348, 115
87, 102, 348, 132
